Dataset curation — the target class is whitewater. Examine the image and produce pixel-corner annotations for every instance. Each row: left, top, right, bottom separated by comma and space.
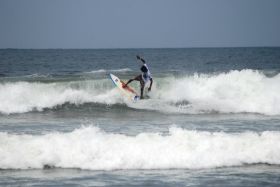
1, 69, 280, 115
1, 126, 280, 170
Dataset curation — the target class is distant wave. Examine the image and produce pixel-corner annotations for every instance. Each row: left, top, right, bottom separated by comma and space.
1, 69, 280, 115
85, 68, 132, 74
0, 73, 51, 80
0, 126, 280, 170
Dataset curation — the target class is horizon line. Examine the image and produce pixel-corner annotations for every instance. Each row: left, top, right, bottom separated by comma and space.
1, 46, 280, 50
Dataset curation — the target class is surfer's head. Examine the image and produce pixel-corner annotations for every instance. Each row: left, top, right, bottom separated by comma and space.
141, 65, 148, 73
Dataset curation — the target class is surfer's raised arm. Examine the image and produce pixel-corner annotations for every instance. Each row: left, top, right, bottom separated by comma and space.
136, 55, 146, 64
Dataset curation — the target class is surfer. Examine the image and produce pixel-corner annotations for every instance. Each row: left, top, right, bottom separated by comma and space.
123, 55, 153, 99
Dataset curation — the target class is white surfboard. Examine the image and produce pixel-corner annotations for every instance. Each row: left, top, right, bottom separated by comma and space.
109, 73, 140, 102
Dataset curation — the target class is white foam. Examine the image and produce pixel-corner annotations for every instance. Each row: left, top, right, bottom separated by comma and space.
0, 126, 280, 170
0, 81, 122, 114
1, 70, 280, 115
152, 69, 280, 115
86, 68, 132, 74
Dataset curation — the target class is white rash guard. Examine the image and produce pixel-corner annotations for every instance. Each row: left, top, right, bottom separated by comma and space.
141, 63, 152, 84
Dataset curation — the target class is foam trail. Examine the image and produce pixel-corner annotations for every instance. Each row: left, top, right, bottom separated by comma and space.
0, 126, 280, 170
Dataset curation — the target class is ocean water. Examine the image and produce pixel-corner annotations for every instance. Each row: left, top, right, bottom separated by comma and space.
0, 48, 280, 186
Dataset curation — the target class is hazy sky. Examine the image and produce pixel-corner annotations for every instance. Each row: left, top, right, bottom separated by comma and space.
0, 0, 280, 48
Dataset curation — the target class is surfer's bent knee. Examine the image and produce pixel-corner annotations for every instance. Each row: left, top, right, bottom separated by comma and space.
134, 75, 142, 81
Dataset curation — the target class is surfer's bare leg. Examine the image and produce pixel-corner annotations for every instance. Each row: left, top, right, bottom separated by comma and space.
124, 79, 134, 87
124, 75, 144, 99
140, 80, 144, 99
124, 75, 142, 87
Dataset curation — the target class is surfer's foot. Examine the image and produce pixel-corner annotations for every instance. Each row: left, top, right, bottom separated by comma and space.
140, 96, 144, 99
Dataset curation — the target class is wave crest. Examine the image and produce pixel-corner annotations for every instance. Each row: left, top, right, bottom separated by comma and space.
0, 126, 280, 170
0, 80, 122, 114
154, 69, 280, 115
1, 69, 280, 115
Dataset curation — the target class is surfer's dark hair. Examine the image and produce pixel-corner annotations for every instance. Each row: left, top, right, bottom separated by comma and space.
141, 65, 148, 73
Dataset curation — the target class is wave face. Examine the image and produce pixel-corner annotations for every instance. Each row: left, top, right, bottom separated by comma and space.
0, 126, 280, 170
0, 79, 122, 114
1, 69, 280, 115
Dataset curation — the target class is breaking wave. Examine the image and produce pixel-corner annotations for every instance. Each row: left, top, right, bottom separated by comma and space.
0, 126, 280, 170
1, 69, 280, 115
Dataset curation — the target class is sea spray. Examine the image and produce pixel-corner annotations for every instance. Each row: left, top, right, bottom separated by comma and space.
158, 69, 280, 115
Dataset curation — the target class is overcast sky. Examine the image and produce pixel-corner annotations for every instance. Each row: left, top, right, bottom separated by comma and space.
0, 0, 280, 48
